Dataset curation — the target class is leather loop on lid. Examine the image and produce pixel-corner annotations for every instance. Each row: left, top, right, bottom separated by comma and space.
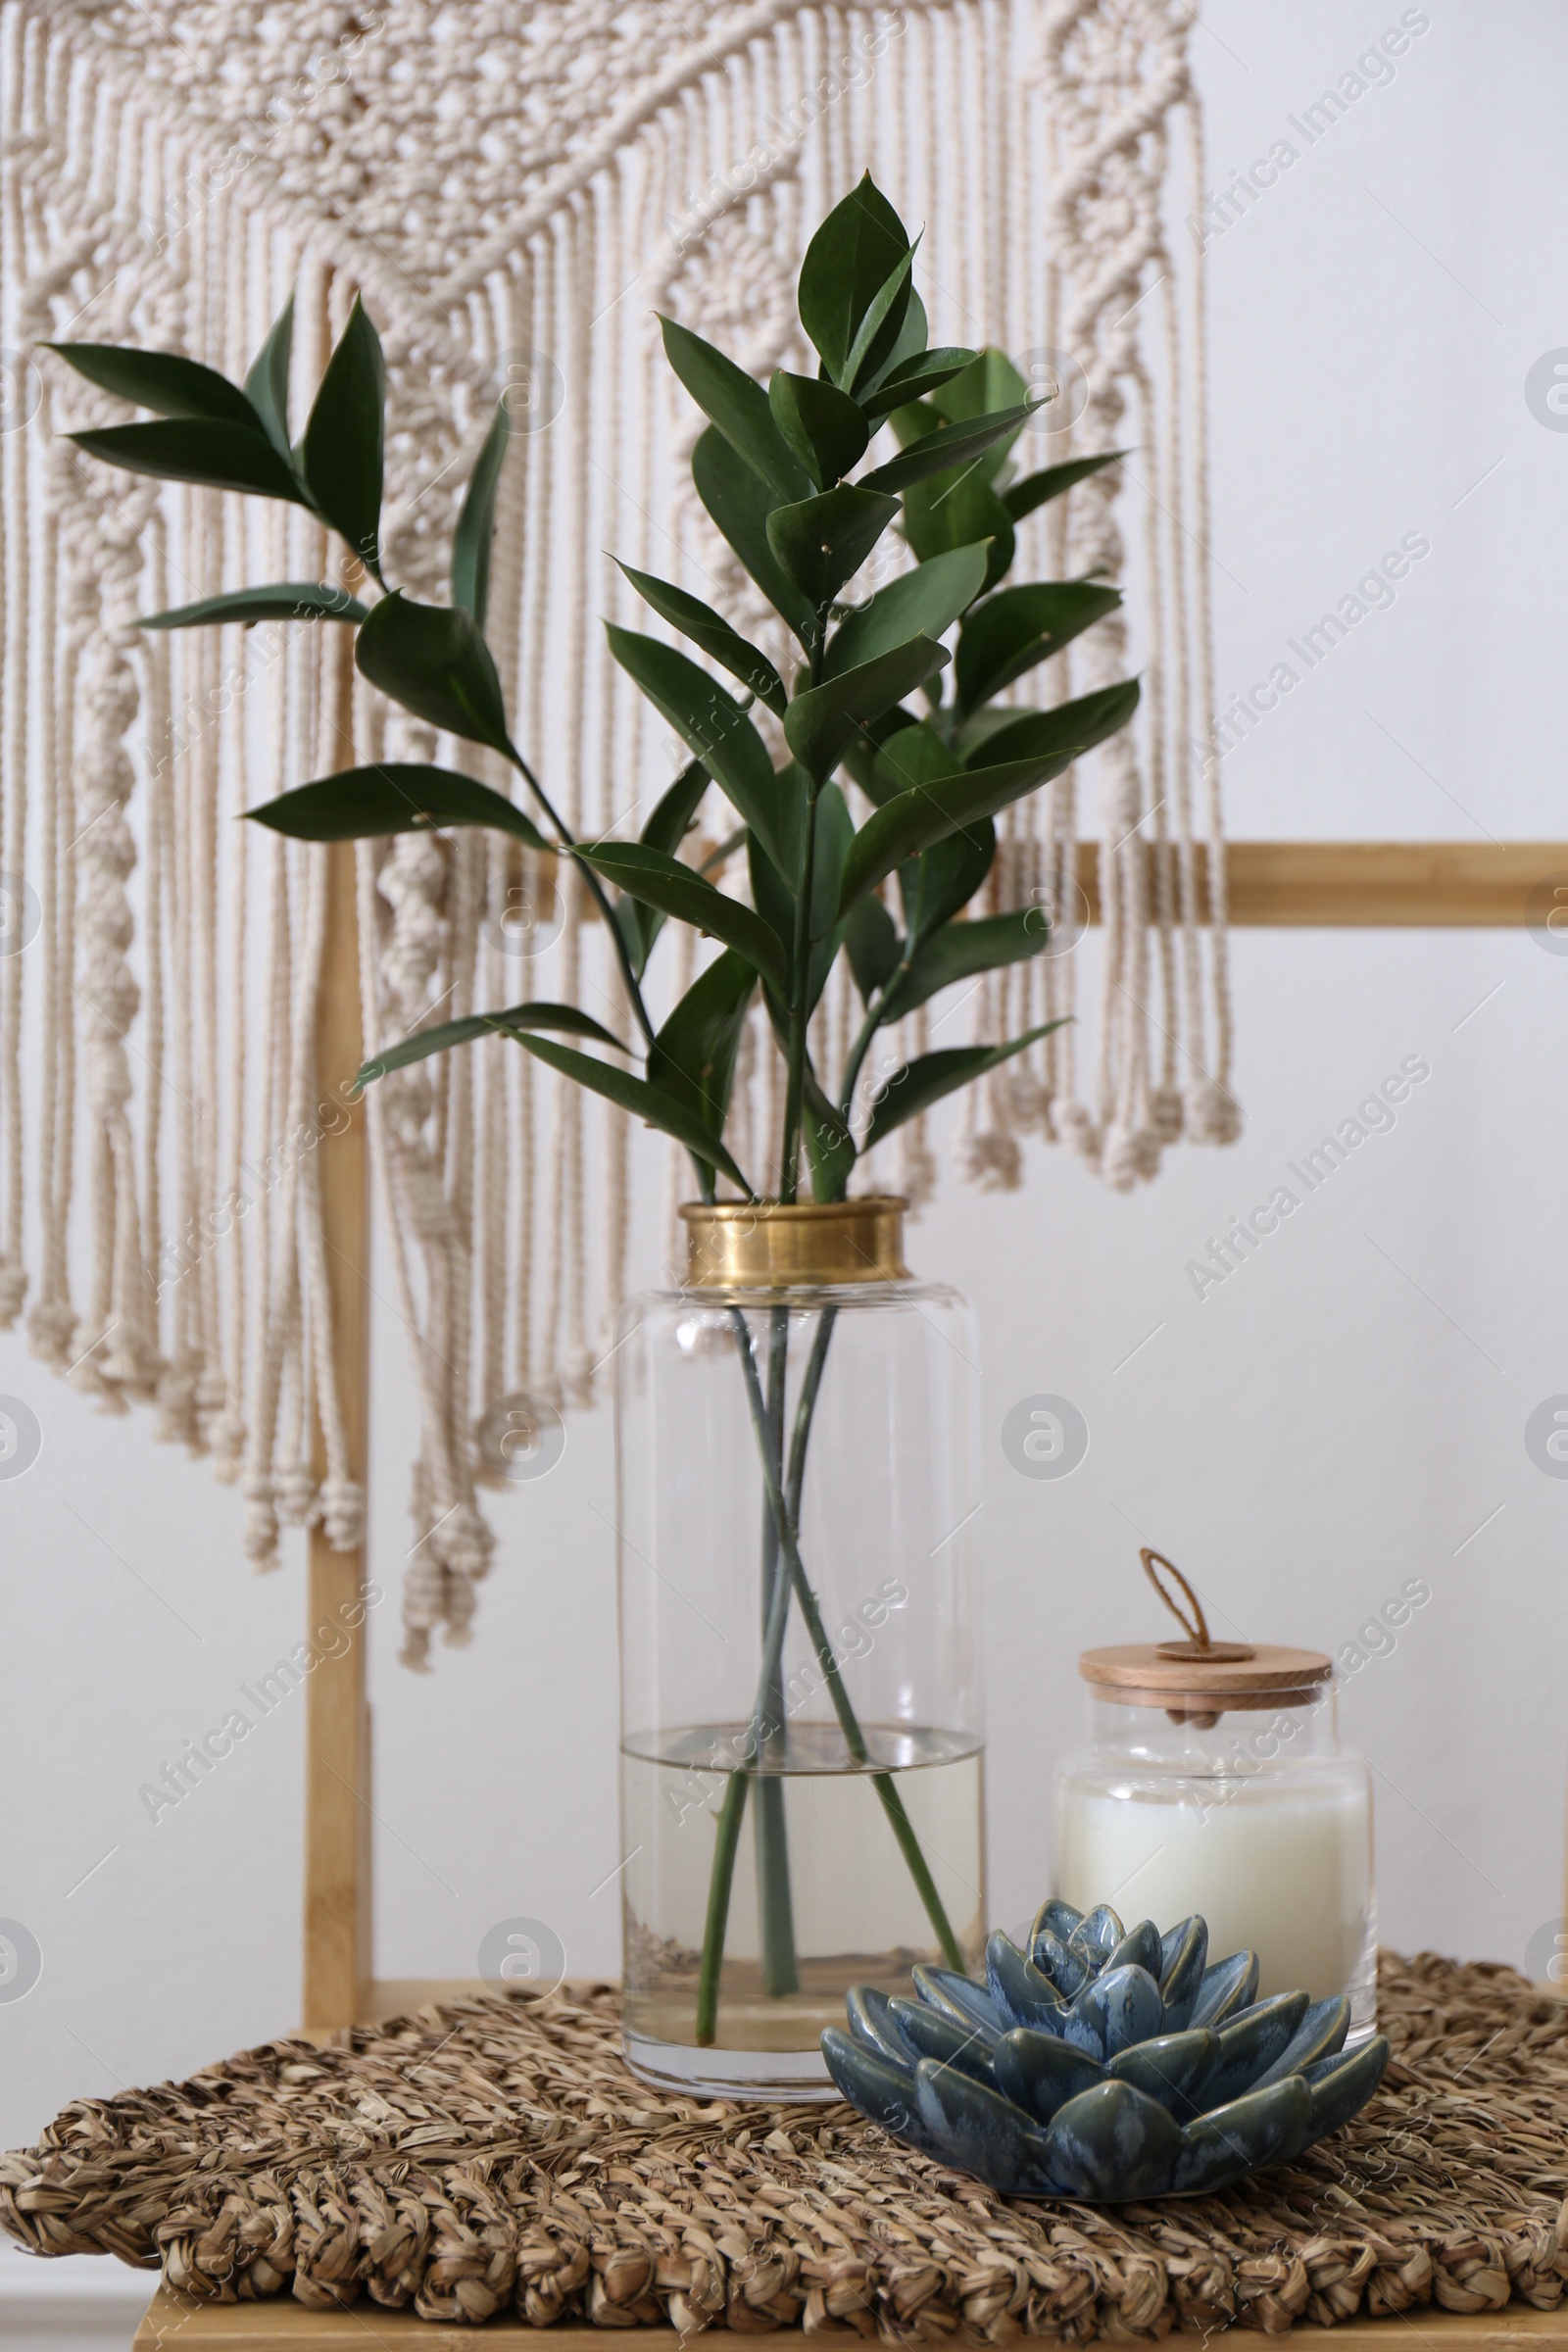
1083, 1548, 1331, 1712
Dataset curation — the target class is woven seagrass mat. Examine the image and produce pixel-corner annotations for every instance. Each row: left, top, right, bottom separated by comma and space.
3, 1953, 1566, 2337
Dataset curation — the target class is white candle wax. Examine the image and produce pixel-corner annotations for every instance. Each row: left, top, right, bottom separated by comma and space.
1054, 1776, 1372, 2001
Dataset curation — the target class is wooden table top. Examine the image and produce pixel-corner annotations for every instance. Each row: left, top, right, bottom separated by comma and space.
133, 2286, 1568, 2349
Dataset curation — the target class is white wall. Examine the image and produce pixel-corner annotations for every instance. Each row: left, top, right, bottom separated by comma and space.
4, 0, 1566, 2240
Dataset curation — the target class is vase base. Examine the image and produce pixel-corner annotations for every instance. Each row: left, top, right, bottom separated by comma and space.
622, 2030, 837, 2104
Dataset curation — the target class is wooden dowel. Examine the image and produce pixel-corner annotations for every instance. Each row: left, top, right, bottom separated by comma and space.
676, 839, 1568, 927
1073, 841, 1568, 927
285, 808, 1566, 2032
302, 632, 372, 2036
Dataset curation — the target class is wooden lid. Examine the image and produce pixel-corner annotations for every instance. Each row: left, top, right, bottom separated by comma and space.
1079, 1642, 1332, 1709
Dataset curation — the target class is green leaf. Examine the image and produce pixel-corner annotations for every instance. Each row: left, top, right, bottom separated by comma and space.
903, 469, 1015, 592
870, 716, 962, 799
931, 347, 1029, 427
512, 1031, 751, 1194
888, 397, 946, 450
614, 562, 785, 715
845, 892, 902, 1004
898, 815, 996, 948
606, 624, 795, 877
802, 1064, 857, 1201
47, 342, 260, 426
798, 175, 912, 387
804, 782, 855, 1008
1004, 449, 1130, 524
824, 542, 991, 679
68, 419, 311, 506
843, 243, 918, 394
244, 292, 296, 458
839, 751, 1084, 915
928, 350, 1031, 489
301, 295, 385, 579
138, 582, 369, 630
960, 680, 1140, 772
952, 704, 1030, 762
641, 756, 711, 858
692, 425, 816, 646
748, 831, 796, 986
355, 592, 512, 754
859, 349, 977, 426
879, 906, 1047, 1023
784, 635, 949, 786
766, 484, 900, 612
248, 762, 549, 850
955, 581, 1122, 714
578, 841, 788, 996
356, 1002, 626, 1089
647, 950, 757, 1137
842, 704, 920, 803
614, 896, 651, 984
859, 402, 1034, 496
862, 283, 929, 388
862, 1022, 1065, 1152
451, 403, 512, 628
766, 370, 868, 489
659, 317, 811, 504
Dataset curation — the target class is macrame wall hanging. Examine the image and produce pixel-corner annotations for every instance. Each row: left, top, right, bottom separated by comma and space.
0, 0, 1235, 1664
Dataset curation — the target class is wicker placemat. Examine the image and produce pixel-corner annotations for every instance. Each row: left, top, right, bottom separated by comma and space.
3, 1953, 1565, 2335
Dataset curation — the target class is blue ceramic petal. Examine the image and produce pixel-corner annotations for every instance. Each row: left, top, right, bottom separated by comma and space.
1104, 1919, 1164, 1980
1037, 2078, 1183, 2201
845, 1984, 917, 2066
822, 2028, 947, 2159
1067, 1961, 1164, 2060
1030, 1896, 1083, 1947
992, 2028, 1103, 2125
1156, 1915, 1209, 2029
913, 2056, 1065, 2196
1104, 2026, 1219, 2120
888, 1995, 998, 2084
910, 1964, 1005, 2044
1169, 2074, 1314, 2194
1030, 1927, 1090, 1998
1200, 1990, 1310, 2110
1188, 1947, 1259, 2029
1253, 1995, 1350, 2088
826, 1901, 1389, 2203
1158, 1913, 1204, 1984
1304, 2034, 1391, 2133
986, 1933, 1069, 2032
1067, 1903, 1124, 1967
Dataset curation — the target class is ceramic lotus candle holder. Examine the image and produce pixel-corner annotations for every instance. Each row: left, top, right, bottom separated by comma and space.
821, 1897, 1390, 2200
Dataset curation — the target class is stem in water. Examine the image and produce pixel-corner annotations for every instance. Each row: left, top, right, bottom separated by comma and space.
692, 1307, 966, 2030
754, 1303, 799, 1995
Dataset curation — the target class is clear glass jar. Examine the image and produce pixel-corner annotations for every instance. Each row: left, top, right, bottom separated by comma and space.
1052, 1655, 1376, 2041
615, 1199, 985, 2101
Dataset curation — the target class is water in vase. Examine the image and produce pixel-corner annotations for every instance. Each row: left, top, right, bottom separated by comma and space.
620, 1721, 985, 2097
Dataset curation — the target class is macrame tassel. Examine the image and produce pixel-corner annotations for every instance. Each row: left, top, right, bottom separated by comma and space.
0, 0, 1232, 1658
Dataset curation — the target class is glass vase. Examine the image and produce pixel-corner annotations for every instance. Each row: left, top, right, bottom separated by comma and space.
614, 1198, 984, 2100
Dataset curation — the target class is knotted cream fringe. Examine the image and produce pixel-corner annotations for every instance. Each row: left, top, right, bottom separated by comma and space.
0, 0, 1233, 1656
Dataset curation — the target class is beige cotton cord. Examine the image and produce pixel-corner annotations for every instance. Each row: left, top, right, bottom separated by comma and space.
0, 0, 1233, 1654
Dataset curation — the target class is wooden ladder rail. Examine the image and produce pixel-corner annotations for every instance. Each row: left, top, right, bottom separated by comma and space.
302, 628, 373, 2036
302, 839, 1568, 2037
